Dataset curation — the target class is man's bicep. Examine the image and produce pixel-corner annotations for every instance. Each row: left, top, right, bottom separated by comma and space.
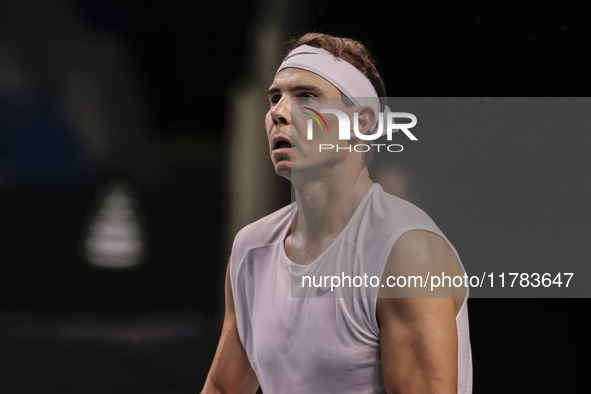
376, 231, 460, 394
201, 256, 259, 394
377, 297, 458, 393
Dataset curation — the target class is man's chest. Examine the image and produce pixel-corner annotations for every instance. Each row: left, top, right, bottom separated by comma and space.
235, 246, 384, 391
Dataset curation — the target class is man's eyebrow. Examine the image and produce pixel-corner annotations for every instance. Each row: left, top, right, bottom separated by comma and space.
267, 84, 323, 96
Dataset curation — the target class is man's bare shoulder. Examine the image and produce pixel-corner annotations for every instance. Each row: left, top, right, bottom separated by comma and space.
380, 231, 456, 279
390, 230, 454, 262
379, 230, 466, 310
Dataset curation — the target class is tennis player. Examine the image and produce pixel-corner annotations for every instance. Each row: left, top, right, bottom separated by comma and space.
202, 32, 472, 393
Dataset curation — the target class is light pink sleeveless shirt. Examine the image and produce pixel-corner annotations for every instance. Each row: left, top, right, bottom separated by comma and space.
230, 183, 472, 393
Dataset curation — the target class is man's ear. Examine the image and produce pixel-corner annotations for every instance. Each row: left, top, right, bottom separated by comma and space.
349, 106, 376, 140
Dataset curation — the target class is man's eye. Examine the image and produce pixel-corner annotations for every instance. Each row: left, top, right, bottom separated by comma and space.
271, 95, 280, 104
299, 94, 315, 102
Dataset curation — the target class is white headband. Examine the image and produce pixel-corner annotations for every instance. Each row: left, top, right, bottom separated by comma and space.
276, 44, 390, 132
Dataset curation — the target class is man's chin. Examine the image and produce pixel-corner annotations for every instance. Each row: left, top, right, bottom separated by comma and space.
274, 162, 292, 180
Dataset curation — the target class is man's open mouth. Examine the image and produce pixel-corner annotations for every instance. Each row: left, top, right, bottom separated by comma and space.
274, 140, 292, 150
272, 135, 292, 150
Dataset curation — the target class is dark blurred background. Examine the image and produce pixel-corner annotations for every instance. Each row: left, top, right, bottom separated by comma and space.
0, 0, 589, 392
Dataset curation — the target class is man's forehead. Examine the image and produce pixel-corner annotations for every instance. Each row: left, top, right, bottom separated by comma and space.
268, 68, 339, 95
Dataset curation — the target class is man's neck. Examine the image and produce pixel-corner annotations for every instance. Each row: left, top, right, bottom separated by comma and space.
287, 167, 373, 264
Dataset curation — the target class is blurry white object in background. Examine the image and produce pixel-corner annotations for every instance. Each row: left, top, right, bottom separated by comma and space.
84, 180, 146, 269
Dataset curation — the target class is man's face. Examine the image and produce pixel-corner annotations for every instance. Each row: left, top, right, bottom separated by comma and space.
266, 68, 344, 180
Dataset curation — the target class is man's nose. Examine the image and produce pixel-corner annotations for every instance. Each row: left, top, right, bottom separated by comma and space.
271, 96, 291, 125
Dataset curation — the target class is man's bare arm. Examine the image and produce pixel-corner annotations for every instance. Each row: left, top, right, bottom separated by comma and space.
377, 230, 464, 394
201, 256, 259, 394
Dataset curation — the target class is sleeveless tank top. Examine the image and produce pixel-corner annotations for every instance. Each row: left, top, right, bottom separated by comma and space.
230, 183, 472, 393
